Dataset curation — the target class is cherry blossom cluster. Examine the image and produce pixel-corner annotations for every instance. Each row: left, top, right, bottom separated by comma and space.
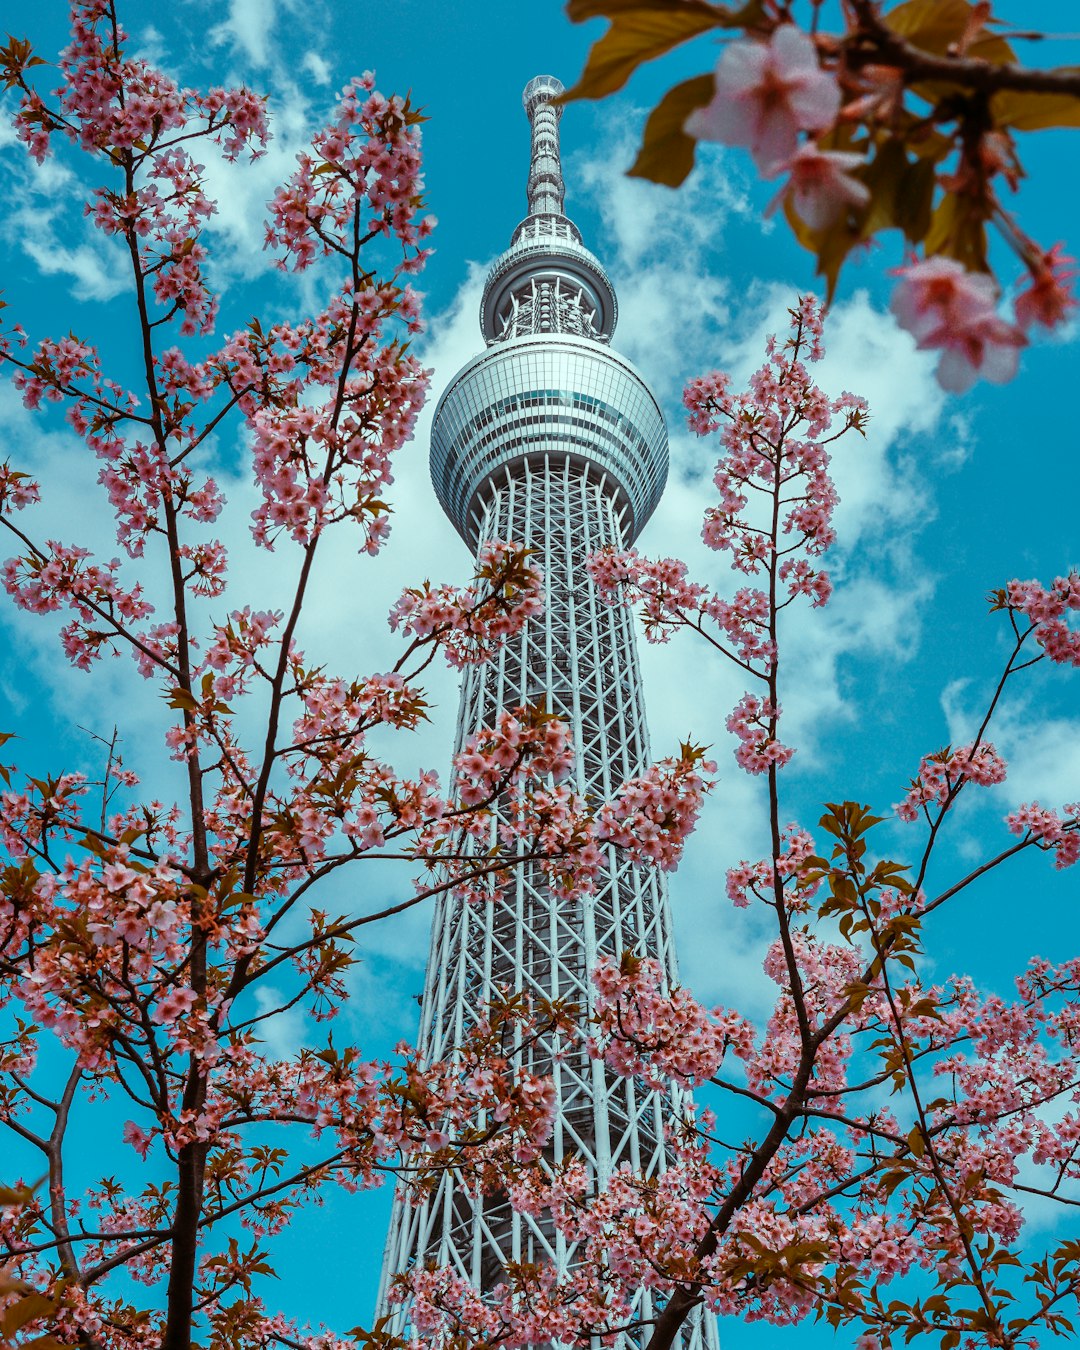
390, 541, 544, 668
687, 27, 846, 192
725, 824, 819, 911
265, 73, 435, 271
394, 1147, 723, 1348
0, 462, 39, 512
679, 19, 1076, 391
894, 741, 1008, 822
890, 257, 1028, 394
1005, 801, 1080, 869
587, 547, 777, 664
597, 744, 715, 871
450, 707, 575, 807
725, 693, 794, 776
2, 541, 154, 671
411, 720, 714, 908
889, 248, 1079, 395
222, 289, 429, 552
417, 707, 600, 902
11, 2, 269, 337
590, 955, 756, 1087
1000, 572, 1080, 666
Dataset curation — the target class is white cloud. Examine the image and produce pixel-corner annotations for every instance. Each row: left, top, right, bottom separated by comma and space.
210, 0, 278, 68
302, 51, 332, 86
942, 679, 1080, 810
0, 150, 131, 304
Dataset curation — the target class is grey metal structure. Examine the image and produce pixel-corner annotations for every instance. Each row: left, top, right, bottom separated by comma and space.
378, 76, 718, 1350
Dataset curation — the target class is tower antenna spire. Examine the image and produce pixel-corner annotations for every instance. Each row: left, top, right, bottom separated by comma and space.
523, 74, 566, 217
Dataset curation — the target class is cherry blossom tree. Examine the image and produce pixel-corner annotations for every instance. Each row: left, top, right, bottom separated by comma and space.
561, 0, 1079, 390
2, 6, 1079, 1350
384, 301, 1080, 1350
0, 5, 708, 1347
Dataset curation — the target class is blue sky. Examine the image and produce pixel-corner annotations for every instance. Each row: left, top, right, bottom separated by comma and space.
0, 1, 1078, 1345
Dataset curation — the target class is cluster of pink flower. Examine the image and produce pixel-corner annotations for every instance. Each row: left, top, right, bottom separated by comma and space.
890, 257, 1028, 394
2, 540, 154, 670
687, 27, 845, 192
451, 707, 575, 807
1004, 572, 1080, 666
598, 747, 715, 871
890, 249, 1078, 394
389, 541, 544, 667
265, 73, 435, 271
587, 547, 777, 665
725, 824, 820, 911
590, 955, 755, 1087
420, 707, 602, 902
14, 1, 269, 336
228, 287, 429, 551
590, 302, 860, 778
0, 462, 39, 512
725, 692, 794, 775
683, 22, 1076, 391
752, 929, 864, 1097
398, 1143, 722, 1347
894, 740, 1008, 822
1005, 801, 1080, 869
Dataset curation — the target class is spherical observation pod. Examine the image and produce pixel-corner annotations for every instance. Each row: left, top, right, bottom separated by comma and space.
430, 333, 668, 552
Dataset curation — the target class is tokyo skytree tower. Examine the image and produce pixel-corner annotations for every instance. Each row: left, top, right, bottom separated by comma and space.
379, 77, 718, 1350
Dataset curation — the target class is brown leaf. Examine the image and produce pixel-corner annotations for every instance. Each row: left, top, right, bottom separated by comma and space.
923, 189, 989, 269
882, 0, 1015, 65
566, 0, 759, 25
784, 197, 860, 306
561, 7, 721, 101
991, 85, 1080, 131
626, 74, 716, 187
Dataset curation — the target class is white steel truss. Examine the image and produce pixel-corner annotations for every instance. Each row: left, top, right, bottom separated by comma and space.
377, 76, 719, 1350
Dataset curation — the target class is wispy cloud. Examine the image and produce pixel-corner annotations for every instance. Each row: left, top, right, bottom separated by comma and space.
0, 145, 131, 304
209, 0, 279, 69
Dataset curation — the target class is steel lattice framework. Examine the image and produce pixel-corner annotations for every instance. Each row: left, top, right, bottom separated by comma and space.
378, 77, 719, 1350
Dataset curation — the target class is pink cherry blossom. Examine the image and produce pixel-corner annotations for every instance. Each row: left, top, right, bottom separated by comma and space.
895, 740, 1008, 822
1002, 572, 1080, 665
1013, 244, 1076, 330
685, 25, 842, 172
890, 257, 1027, 392
767, 144, 870, 229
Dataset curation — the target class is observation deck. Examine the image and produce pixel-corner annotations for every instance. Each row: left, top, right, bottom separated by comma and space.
430, 74, 668, 551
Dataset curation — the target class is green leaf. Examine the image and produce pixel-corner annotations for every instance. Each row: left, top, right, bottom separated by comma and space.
627, 74, 716, 187
164, 685, 197, 712
1, 1292, 57, 1338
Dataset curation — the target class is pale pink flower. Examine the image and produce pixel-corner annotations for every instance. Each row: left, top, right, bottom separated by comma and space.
1014, 244, 1076, 331
767, 145, 869, 229
890, 257, 1026, 392
686, 25, 841, 172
